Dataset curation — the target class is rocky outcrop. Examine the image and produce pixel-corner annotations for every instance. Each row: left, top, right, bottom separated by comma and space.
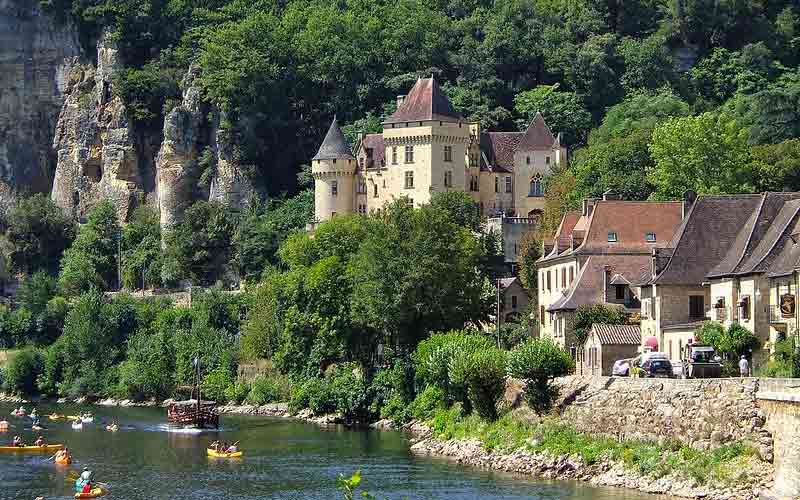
156, 68, 253, 227
51, 31, 143, 222
0, 0, 81, 195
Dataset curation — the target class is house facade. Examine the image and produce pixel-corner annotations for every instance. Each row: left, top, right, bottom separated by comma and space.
537, 193, 683, 348
579, 324, 641, 376
498, 277, 531, 325
312, 77, 567, 223
641, 192, 800, 365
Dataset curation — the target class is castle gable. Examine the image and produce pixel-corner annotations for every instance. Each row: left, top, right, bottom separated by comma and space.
384, 77, 464, 124
517, 112, 556, 151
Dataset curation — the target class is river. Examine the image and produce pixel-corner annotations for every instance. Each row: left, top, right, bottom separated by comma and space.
0, 404, 669, 500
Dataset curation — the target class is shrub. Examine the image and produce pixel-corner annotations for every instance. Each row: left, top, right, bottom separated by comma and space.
696, 321, 760, 359
329, 363, 372, 422
449, 348, 507, 421
202, 367, 235, 402
3, 347, 44, 395
412, 330, 493, 401
409, 386, 446, 421
289, 378, 335, 415
247, 373, 292, 405
573, 304, 628, 345
695, 321, 725, 347
507, 338, 573, 413
225, 381, 251, 404
369, 361, 413, 423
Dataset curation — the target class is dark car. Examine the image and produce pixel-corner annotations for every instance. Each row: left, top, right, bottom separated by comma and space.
641, 357, 672, 378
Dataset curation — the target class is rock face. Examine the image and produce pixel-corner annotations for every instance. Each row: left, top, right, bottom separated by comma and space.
51, 31, 143, 222
0, 0, 82, 195
156, 67, 253, 227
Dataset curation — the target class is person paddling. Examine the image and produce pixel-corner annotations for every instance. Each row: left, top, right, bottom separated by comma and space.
226, 441, 239, 454
34, 435, 45, 447
75, 467, 94, 493
12, 435, 24, 447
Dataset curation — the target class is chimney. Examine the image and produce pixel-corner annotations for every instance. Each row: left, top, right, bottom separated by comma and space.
582, 198, 597, 217
682, 190, 697, 219
602, 190, 621, 201
396, 95, 406, 108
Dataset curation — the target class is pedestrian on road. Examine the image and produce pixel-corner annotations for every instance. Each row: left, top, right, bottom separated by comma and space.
739, 355, 750, 377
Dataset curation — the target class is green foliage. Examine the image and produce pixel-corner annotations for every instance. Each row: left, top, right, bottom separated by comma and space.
225, 380, 250, 405
116, 329, 175, 400
516, 230, 540, 291
758, 338, 800, 378
59, 201, 121, 295
6, 194, 74, 275
573, 304, 628, 345
695, 321, 759, 358
202, 366, 235, 402
648, 112, 756, 199
449, 347, 507, 420
507, 338, 573, 413
3, 347, 44, 395
369, 360, 414, 422
409, 385, 446, 421
246, 372, 292, 405
161, 201, 236, 286
514, 84, 592, 145
751, 139, 800, 192
289, 377, 336, 415
494, 322, 532, 350
121, 205, 162, 290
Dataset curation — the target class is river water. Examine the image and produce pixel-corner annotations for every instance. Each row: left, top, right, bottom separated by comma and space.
0, 404, 668, 500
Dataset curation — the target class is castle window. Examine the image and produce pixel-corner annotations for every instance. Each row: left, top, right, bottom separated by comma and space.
404, 171, 414, 189
444, 145, 453, 162
546, 156, 551, 165
607, 232, 618, 242
357, 178, 366, 194
444, 171, 453, 187
405, 145, 414, 163
494, 177, 499, 193
392, 147, 398, 165
646, 232, 656, 242
505, 176, 512, 193
332, 159, 336, 164
470, 175, 479, 191
512, 295, 517, 309
373, 184, 378, 198
529, 175, 543, 197
526, 156, 530, 165
331, 181, 338, 197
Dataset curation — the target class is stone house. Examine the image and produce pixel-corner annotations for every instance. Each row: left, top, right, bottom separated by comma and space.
640, 192, 800, 365
579, 324, 641, 376
312, 77, 568, 224
498, 277, 530, 325
536, 193, 683, 348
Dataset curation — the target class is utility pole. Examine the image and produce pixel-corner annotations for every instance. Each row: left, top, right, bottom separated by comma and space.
496, 278, 501, 348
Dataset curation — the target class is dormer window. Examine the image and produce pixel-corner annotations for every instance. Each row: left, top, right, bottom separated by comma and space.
526, 156, 530, 165
646, 232, 656, 242
545, 156, 551, 165
607, 232, 618, 242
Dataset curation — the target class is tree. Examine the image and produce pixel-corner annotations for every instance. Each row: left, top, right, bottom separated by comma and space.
648, 112, 756, 199
517, 229, 541, 291
121, 205, 162, 290
58, 201, 121, 296
573, 304, 628, 345
751, 139, 800, 192
507, 338, 573, 413
513, 84, 592, 145
6, 194, 74, 275
618, 35, 675, 93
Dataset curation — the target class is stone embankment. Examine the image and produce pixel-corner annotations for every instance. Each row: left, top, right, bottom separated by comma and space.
409, 431, 772, 500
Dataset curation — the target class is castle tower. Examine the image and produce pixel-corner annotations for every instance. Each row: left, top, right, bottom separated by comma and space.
512, 112, 567, 217
312, 117, 356, 222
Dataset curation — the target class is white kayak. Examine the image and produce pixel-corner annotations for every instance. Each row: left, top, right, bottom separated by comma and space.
71, 422, 83, 430
80, 416, 94, 423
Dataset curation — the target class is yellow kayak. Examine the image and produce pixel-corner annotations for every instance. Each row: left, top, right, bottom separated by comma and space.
49, 414, 65, 421
55, 456, 72, 465
75, 487, 106, 499
0, 444, 63, 452
206, 448, 243, 458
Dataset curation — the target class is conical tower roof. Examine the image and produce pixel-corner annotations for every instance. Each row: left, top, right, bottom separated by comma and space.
312, 117, 354, 161
518, 112, 556, 151
385, 77, 464, 124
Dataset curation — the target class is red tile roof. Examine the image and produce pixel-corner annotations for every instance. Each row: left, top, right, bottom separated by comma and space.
590, 324, 641, 345
359, 133, 385, 168
576, 201, 683, 255
385, 78, 464, 124
518, 113, 556, 151
480, 132, 523, 172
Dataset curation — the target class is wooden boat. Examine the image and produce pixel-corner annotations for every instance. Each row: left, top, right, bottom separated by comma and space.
167, 357, 219, 429
75, 487, 106, 499
0, 444, 63, 452
207, 448, 243, 458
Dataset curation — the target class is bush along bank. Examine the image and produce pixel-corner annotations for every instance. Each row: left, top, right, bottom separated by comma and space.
409, 407, 773, 500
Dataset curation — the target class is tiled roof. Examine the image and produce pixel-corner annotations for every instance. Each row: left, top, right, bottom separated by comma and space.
652, 195, 764, 285
708, 193, 800, 278
542, 211, 581, 259
590, 324, 641, 345
575, 201, 683, 255
385, 77, 464, 124
499, 277, 518, 288
518, 113, 556, 151
312, 117, 354, 161
767, 230, 800, 278
359, 133, 385, 168
547, 254, 651, 311
480, 132, 523, 173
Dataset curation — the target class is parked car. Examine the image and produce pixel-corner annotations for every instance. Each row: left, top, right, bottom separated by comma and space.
682, 345, 723, 378
611, 358, 631, 376
641, 353, 673, 378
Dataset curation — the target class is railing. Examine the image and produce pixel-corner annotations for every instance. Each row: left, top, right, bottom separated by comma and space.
487, 216, 537, 225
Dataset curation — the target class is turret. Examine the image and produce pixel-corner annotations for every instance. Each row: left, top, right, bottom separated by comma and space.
312, 117, 356, 222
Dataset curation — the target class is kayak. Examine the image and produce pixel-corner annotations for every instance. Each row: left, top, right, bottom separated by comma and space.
206, 448, 243, 458
0, 421, 9, 430
75, 487, 106, 499
0, 444, 63, 452
55, 456, 72, 465
49, 414, 65, 421
81, 416, 94, 423
106, 425, 118, 432
71, 422, 83, 430
32, 425, 45, 431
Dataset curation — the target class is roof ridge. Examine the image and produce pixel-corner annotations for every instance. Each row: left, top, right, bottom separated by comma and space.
740, 202, 800, 274
730, 193, 767, 272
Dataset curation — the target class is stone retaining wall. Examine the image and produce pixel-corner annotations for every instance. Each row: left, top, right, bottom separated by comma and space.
553, 376, 773, 460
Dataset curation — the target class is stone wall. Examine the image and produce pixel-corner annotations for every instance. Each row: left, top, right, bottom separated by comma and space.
553, 376, 773, 460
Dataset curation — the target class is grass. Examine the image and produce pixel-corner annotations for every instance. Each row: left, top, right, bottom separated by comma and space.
427, 406, 759, 487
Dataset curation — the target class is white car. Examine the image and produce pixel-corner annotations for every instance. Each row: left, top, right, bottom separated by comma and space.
611, 358, 631, 376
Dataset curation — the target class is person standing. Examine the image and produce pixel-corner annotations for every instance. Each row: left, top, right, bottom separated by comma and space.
739, 355, 750, 377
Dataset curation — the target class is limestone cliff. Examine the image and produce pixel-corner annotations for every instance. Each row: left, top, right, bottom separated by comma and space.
0, 0, 82, 195
51, 31, 143, 222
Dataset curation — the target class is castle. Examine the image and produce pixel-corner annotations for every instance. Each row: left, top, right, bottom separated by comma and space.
311, 77, 567, 222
